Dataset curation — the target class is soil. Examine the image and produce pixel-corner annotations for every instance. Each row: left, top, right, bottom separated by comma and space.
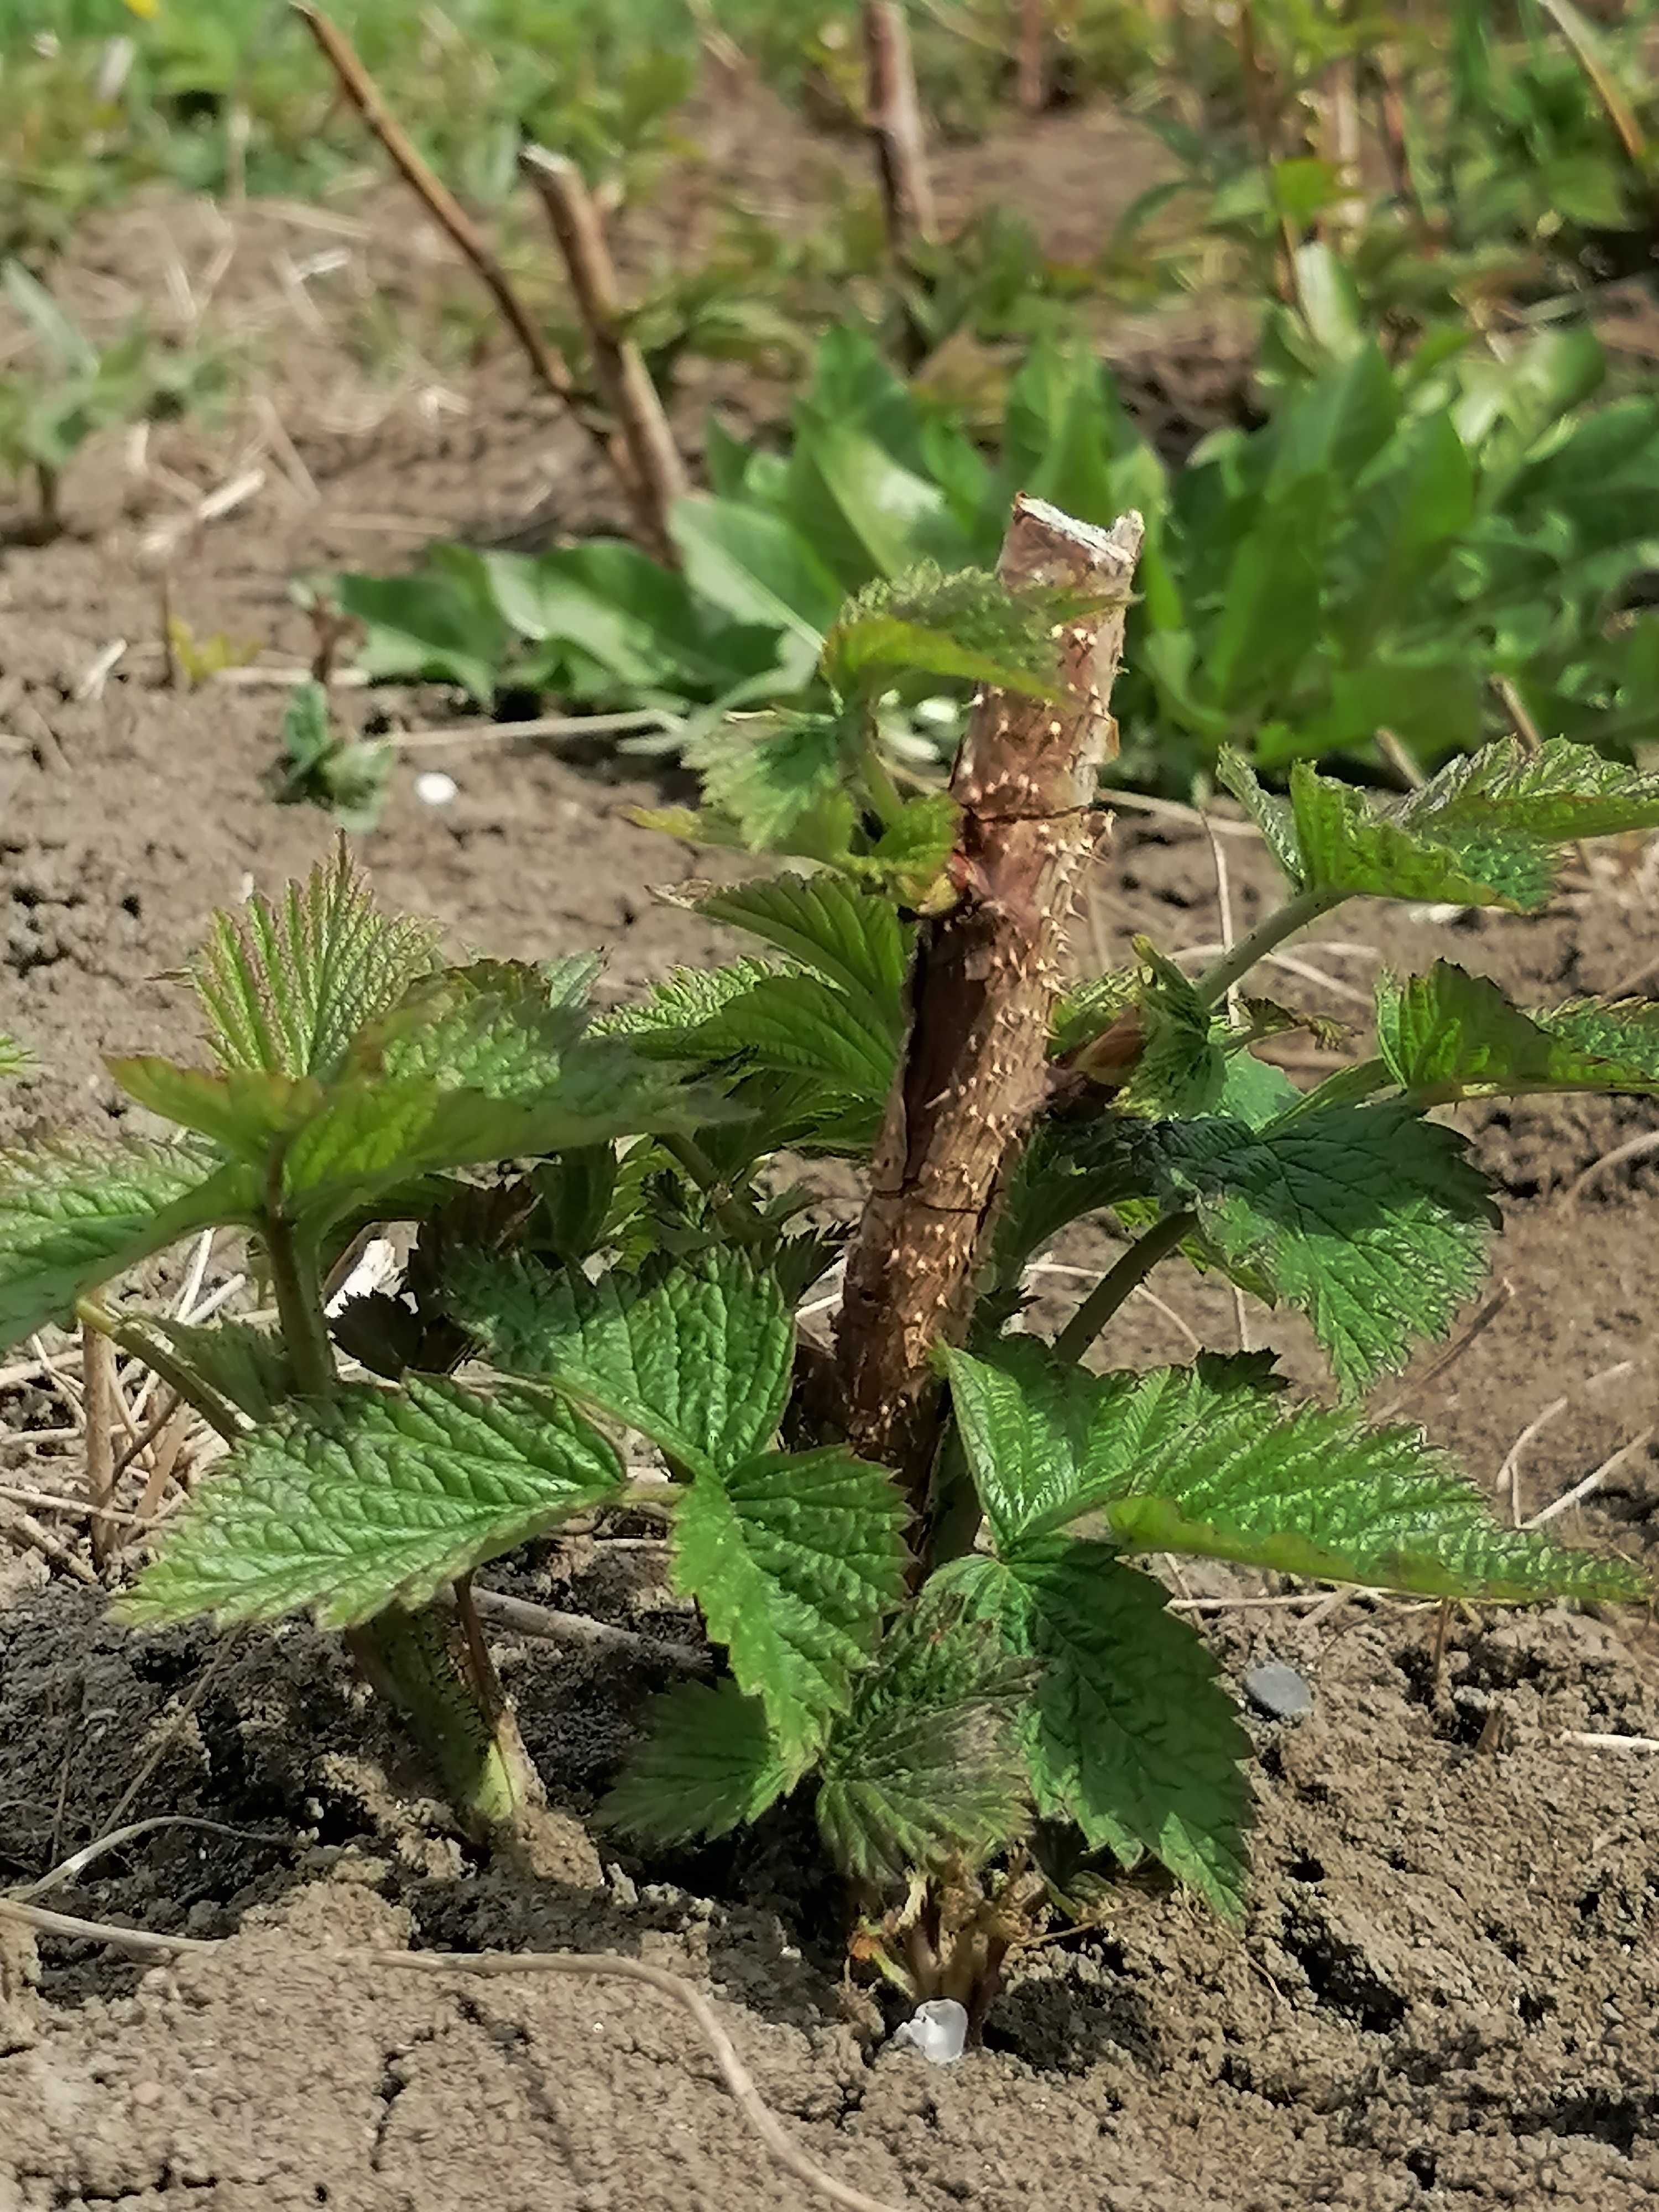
3, 76, 1659, 2212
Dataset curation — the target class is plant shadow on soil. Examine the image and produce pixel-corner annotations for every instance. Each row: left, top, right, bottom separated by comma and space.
3, 84, 1659, 2212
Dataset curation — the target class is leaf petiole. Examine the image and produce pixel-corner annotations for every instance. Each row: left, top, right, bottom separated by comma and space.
1191, 884, 1346, 1009
1053, 1211, 1197, 1365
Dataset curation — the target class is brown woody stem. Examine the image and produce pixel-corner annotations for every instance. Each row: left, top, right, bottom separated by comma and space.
863, 0, 937, 257
833, 495, 1143, 1531
1018, 0, 1047, 114
519, 145, 688, 567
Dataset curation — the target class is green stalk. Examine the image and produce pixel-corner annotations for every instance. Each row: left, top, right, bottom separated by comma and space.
262, 1160, 336, 1400
921, 1431, 983, 1574
859, 714, 907, 830
260, 1158, 545, 1849
1191, 885, 1346, 1010
1054, 1211, 1197, 1365
345, 1603, 541, 1844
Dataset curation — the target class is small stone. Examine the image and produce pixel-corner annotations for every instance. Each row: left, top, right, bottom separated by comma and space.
1244, 1661, 1314, 1720
893, 1999, 968, 2066
415, 770, 457, 806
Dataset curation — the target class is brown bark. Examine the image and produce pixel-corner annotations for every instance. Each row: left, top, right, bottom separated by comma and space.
833, 497, 1143, 1509
519, 147, 687, 568
1018, 0, 1047, 115
862, 1, 937, 256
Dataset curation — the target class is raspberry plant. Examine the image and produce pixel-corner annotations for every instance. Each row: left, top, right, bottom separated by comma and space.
3, 498, 1655, 2016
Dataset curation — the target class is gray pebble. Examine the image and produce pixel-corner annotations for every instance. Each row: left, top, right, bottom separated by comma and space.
1244, 1660, 1314, 1720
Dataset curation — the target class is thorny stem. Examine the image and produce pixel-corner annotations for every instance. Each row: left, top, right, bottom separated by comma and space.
833, 498, 1144, 1533
1054, 1211, 1197, 1365
1191, 885, 1345, 1010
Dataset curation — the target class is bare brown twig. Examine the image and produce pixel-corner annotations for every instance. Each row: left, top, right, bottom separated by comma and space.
0, 1505, 99, 1585
1018, 0, 1047, 113
519, 146, 686, 566
863, 1, 937, 258
291, 3, 634, 522
293, 9, 573, 401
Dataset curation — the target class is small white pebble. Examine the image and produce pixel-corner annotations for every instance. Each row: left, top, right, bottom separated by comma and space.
415, 770, 458, 806
893, 1999, 967, 2066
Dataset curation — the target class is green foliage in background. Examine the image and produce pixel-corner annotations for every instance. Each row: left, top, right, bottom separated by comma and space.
334, 309, 1659, 800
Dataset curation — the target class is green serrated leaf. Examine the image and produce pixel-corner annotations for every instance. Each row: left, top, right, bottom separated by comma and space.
684, 711, 851, 851
1215, 752, 1306, 889
279, 1020, 714, 1230
672, 1446, 909, 1760
948, 1545, 1251, 1917
947, 1342, 1645, 1603
1146, 1104, 1499, 1392
106, 1058, 323, 1162
672, 971, 896, 1106
838, 795, 961, 910
353, 959, 597, 1096
601, 1679, 807, 1846
120, 1377, 623, 1630
821, 562, 1071, 704
596, 958, 780, 1056
443, 1248, 794, 1475
1286, 739, 1659, 914
0, 1035, 35, 1080
1115, 940, 1228, 1119
0, 1138, 256, 1352
817, 1606, 1034, 1888
1213, 1047, 1302, 1128
1405, 738, 1659, 848
189, 843, 442, 1082
693, 874, 910, 1034
1377, 963, 1659, 1102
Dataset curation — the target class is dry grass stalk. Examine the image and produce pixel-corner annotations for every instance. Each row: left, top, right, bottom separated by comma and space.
462, 1585, 712, 1673
1566, 1125, 1659, 1202
79, 1323, 118, 1573
1499, 1392, 1570, 1525
1522, 1426, 1655, 1530
519, 146, 687, 567
1, 1506, 98, 1585
862, 1, 937, 257
835, 496, 1143, 1504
